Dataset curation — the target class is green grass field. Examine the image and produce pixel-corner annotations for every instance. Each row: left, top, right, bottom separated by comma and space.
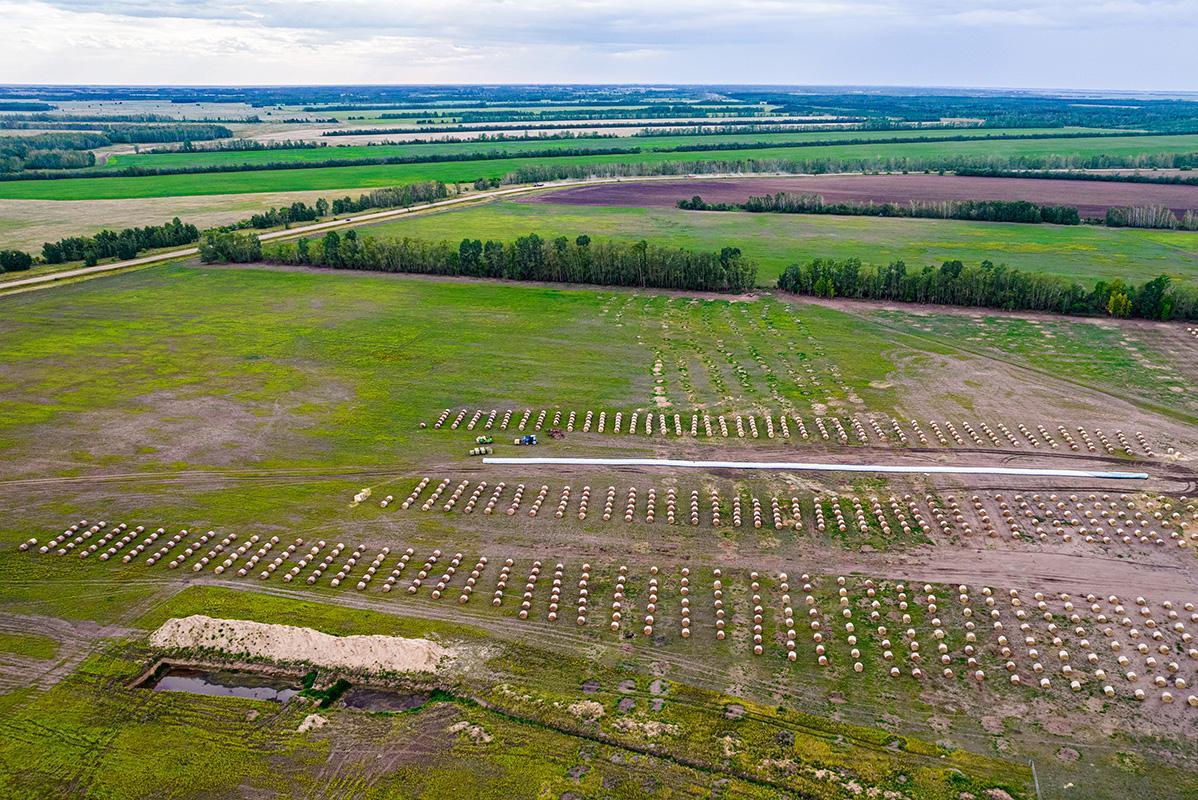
7, 131, 1198, 200
0, 631, 59, 660
3, 263, 1197, 799
362, 198, 1198, 285
98, 126, 1112, 171
0, 584, 1040, 800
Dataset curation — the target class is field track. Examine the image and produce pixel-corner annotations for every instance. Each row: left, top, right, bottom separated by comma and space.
525, 173, 1198, 217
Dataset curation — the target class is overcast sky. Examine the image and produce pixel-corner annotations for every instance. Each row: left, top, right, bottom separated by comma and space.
4, 0, 1197, 91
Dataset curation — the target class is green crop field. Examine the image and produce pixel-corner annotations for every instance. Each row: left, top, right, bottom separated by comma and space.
97, 126, 1113, 171
6, 131, 1198, 200
361, 197, 1198, 286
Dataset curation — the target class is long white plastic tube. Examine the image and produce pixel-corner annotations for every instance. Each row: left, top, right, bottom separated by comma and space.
482, 456, 1148, 480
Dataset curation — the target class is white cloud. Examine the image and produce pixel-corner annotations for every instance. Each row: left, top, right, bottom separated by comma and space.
1, 0, 1196, 89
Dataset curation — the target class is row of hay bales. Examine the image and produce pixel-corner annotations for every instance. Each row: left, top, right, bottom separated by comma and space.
27, 528, 1198, 710
425, 406, 1169, 457
380, 479, 1198, 552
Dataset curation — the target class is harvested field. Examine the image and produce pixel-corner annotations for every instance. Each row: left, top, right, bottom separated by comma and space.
525, 174, 1198, 218
0, 188, 370, 253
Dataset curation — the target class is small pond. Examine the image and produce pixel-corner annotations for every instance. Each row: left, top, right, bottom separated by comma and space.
149, 667, 299, 703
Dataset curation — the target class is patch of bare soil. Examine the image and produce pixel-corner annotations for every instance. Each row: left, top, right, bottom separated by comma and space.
314, 701, 460, 785
33, 384, 347, 473
0, 612, 134, 691
786, 295, 1198, 453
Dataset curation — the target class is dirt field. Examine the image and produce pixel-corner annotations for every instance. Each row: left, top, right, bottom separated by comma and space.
525, 174, 1198, 218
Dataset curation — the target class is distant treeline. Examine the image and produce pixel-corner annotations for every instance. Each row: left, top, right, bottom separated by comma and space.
679, 193, 1082, 225
377, 105, 770, 123
143, 139, 328, 155
376, 130, 620, 145
954, 166, 1198, 187
0, 125, 233, 173
652, 129, 1196, 154
741, 92, 1198, 132
0, 121, 232, 141
633, 121, 937, 137
323, 119, 805, 136
200, 231, 758, 292
6, 86, 1196, 131
0, 101, 56, 111
499, 151, 1198, 185
777, 258, 1197, 321
0, 112, 256, 123
0, 146, 640, 182
300, 100, 667, 111
41, 218, 199, 265
2, 113, 169, 123
0, 133, 102, 171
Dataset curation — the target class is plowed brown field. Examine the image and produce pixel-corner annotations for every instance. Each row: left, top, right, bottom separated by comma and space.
523, 173, 1198, 218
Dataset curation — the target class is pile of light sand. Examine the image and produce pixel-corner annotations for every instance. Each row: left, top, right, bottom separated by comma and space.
297, 714, 327, 734
150, 615, 452, 674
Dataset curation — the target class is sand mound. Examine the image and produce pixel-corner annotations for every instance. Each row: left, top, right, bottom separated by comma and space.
297, 714, 327, 733
150, 615, 452, 674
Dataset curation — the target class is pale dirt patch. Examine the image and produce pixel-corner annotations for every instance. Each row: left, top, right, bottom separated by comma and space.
568, 699, 605, 721
149, 615, 453, 675
979, 716, 1005, 734
297, 714, 327, 733
448, 720, 493, 743
613, 717, 680, 738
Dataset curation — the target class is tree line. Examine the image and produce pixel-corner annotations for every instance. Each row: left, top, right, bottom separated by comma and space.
653, 129, 1184, 154
0, 133, 108, 172
681, 191, 1197, 231
633, 121, 964, 138
323, 119, 793, 137
0, 249, 34, 273
377, 104, 768, 123
0, 126, 233, 174
777, 258, 1198, 321
144, 139, 328, 154
301, 99, 667, 111
0, 101, 56, 111
680, 192, 1083, 225
738, 91, 1198, 133
0, 145, 641, 182
1106, 206, 1198, 230
0, 122, 232, 142
199, 230, 758, 292
41, 218, 199, 265
500, 151, 1198, 185
956, 166, 1198, 186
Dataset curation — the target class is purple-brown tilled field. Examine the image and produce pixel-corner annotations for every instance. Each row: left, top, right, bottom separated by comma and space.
524, 174, 1198, 218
